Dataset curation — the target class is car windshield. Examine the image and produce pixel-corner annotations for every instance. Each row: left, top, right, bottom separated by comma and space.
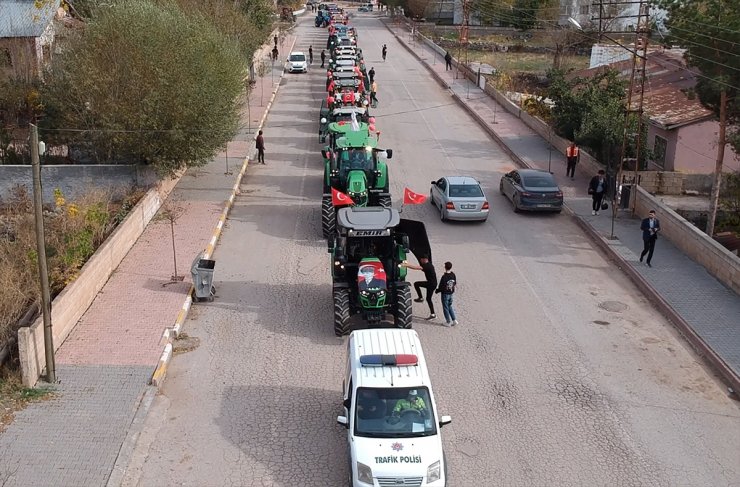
522, 174, 556, 188
354, 387, 437, 438
449, 184, 483, 198
289, 54, 306, 62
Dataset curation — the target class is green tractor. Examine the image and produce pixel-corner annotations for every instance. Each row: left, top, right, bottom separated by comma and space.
321, 121, 391, 237
328, 206, 431, 336
318, 105, 371, 143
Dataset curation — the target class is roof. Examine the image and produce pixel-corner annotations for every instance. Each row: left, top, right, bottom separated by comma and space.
444, 176, 481, 185
569, 50, 714, 130
0, 0, 61, 38
516, 169, 553, 176
350, 329, 428, 389
338, 207, 400, 231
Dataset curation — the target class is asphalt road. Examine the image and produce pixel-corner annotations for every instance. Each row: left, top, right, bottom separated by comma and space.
122, 14, 740, 487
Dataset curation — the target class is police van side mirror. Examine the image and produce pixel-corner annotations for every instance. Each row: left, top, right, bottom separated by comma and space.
337, 415, 349, 428
439, 415, 452, 427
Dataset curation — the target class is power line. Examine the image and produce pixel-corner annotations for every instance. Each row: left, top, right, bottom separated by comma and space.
681, 18, 740, 35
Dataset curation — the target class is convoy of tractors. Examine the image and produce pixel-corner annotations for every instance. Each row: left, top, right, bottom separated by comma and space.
315, 5, 432, 337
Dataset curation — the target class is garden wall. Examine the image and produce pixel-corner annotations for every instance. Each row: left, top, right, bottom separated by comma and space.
0, 165, 158, 204
17, 174, 179, 387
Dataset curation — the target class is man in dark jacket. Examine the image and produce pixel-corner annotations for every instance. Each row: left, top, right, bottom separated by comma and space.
444, 51, 452, 71
435, 261, 457, 326
256, 130, 265, 164
403, 256, 437, 320
639, 210, 661, 267
368, 67, 375, 84
588, 169, 609, 215
320, 49, 326, 68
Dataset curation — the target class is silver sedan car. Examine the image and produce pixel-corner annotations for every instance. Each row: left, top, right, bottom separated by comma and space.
429, 176, 490, 222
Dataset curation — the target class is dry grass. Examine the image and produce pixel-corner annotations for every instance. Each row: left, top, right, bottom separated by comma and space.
465, 50, 590, 75
0, 366, 54, 433
0, 186, 144, 347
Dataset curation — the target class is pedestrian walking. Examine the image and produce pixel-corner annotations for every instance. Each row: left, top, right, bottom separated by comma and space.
309, 45, 314, 64
320, 49, 326, 68
274, 35, 278, 47
256, 130, 266, 164
588, 169, 608, 215
370, 80, 378, 107
566, 141, 580, 179
403, 256, 437, 320
435, 262, 457, 327
639, 210, 661, 267
382, 44, 387, 61
271, 46, 279, 62
444, 51, 452, 71
368, 67, 375, 84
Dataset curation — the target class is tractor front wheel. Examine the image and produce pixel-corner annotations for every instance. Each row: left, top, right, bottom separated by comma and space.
378, 195, 392, 208
322, 196, 336, 238
334, 288, 351, 336
394, 286, 412, 329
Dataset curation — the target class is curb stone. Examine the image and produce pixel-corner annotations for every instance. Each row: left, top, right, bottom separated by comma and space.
386, 20, 740, 394
107, 33, 299, 487
149, 33, 298, 388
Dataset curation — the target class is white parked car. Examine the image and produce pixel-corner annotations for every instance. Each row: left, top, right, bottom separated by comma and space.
285, 52, 308, 73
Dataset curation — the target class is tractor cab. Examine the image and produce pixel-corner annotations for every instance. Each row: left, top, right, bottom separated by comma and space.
328, 207, 432, 335
321, 122, 392, 237
319, 105, 371, 143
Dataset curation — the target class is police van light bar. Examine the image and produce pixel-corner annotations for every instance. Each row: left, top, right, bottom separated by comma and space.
360, 354, 418, 367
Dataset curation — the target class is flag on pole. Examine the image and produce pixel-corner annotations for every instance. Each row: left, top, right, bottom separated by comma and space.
403, 188, 427, 205
332, 187, 354, 206
350, 110, 360, 132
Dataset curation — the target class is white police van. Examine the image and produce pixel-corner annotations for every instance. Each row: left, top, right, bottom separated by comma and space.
337, 329, 451, 486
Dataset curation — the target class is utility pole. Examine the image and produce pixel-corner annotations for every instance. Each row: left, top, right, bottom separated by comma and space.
593, 0, 650, 238
30, 124, 55, 383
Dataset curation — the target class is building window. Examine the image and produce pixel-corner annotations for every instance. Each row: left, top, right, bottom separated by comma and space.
0, 49, 11, 68
579, 5, 590, 15
653, 135, 667, 167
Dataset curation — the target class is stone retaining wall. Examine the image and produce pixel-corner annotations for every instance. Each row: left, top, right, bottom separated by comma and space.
632, 186, 739, 294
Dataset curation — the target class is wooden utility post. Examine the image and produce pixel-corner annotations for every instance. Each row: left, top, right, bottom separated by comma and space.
30, 124, 55, 383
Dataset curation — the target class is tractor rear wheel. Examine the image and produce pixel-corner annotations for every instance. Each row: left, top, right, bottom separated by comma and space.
394, 286, 412, 329
334, 288, 351, 336
322, 196, 336, 238
378, 195, 391, 208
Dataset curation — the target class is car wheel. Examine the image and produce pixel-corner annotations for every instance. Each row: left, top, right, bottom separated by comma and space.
499, 180, 505, 195
439, 205, 447, 222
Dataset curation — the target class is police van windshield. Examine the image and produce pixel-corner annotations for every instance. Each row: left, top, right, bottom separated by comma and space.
354, 387, 437, 438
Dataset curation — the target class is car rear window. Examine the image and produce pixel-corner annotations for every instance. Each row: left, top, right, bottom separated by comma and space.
449, 184, 483, 197
289, 54, 306, 62
522, 175, 556, 188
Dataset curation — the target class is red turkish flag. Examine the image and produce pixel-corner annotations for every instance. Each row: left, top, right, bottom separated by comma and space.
403, 187, 427, 205
332, 187, 354, 206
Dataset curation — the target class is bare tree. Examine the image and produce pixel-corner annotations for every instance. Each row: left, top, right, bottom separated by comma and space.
158, 196, 186, 282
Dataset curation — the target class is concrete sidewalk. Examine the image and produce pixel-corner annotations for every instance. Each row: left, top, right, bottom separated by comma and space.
0, 33, 295, 487
385, 20, 740, 392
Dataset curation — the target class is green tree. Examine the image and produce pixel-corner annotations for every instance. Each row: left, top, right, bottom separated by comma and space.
40, 0, 246, 176
548, 69, 644, 170
655, 0, 740, 236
